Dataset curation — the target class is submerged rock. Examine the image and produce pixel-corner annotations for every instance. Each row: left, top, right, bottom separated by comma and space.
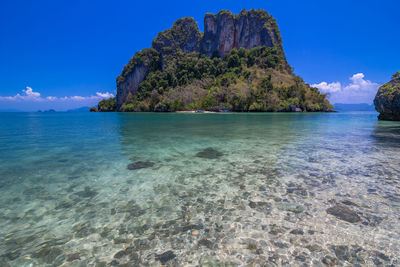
249, 201, 272, 214
326, 205, 361, 223
268, 224, 286, 235
3, 251, 20, 261
331, 245, 350, 261
34, 246, 63, 264
156, 250, 176, 264
127, 161, 155, 170
72, 223, 95, 238
322, 255, 338, 266
74, 186, 98, 198
67, 253, 80, 262
363, 213, 383, 226
305, 244, 323, 252
198, 239, 213, 249
290, 229, 304, 235
276, 202, 304, 213
195, 147, 223, 159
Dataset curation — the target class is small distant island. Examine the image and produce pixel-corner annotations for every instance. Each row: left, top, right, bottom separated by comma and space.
374, 71, 400, 121
93, 9, 332, 112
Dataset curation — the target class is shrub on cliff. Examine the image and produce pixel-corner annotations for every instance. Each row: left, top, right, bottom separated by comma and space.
98, 97, 116, 112
113, 46, 330, 112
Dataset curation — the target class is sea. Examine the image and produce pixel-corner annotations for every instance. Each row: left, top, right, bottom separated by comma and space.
0, 111, 399, 266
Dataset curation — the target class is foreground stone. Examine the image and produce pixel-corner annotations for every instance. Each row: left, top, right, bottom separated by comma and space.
196, 148, 223, 159
156, 250, 176, 264
127, 161, 155, 170
276, 202, 304, 213
326, 205, 361, 223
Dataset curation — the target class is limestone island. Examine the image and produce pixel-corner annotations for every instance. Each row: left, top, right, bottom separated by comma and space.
93, 9, 333, 112
374, 71, 400, 121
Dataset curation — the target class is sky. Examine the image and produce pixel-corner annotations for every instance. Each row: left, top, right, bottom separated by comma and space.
0, 0, 399, 110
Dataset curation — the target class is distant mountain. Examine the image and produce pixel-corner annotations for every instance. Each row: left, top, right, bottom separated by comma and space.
0, 109, 24, 112
66, 106, 90, 112
333, 103, 375, 112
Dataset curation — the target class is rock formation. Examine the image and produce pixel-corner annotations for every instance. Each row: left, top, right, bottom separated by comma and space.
116, 48, 160, 109
374, 71, 400, 121
201, 9, 282, 57
116, 9, 284, 110
108, 9, 332, 112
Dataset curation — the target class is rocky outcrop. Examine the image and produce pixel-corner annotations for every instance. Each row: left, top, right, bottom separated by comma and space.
116, 18, 202, 110
201, 9, 283, 57
116, 48, 160, 109
116, 9, 283, 110
374, 71, 400, 121
116, 64, 148, 108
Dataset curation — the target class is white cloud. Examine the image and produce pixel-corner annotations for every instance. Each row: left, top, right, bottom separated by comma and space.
0, 87, 114, 102
0, 86, 42, 101
311, 73, 380, 104
96, 92, 114, 98
70, 96, 86, 101
311, 81, 341, 93
23, 86, 41, 98
0, 87, 115, 111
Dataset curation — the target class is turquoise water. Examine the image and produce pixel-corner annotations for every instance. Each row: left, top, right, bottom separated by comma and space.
0, 112, 399, 266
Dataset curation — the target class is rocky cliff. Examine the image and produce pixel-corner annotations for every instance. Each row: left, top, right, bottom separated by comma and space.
111, 9, 332, 112
116, 9, 285, 110
374, 71, 400, 121
201, 9, 282, 57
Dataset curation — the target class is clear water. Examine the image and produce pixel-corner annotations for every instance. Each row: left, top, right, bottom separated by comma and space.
0, 112, 399, 266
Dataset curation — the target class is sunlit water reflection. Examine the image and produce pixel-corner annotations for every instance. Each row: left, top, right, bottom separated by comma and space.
0, 112, 399, 266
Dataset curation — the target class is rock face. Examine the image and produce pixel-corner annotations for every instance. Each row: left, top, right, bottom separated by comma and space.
374, 71, 400, 121
116, 63, 149, 108
116, 48, 160, 108
115, 9, 283, 110
201, 9, 282, 57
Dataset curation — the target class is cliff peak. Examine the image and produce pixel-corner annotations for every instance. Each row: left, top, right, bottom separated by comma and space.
152, 17, 202, 55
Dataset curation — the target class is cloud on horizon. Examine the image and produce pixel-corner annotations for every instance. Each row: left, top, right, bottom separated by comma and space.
0, 87, 114, 111
311, 73, 380, 104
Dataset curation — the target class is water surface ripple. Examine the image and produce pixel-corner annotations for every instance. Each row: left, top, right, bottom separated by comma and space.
0, 112, 399, 266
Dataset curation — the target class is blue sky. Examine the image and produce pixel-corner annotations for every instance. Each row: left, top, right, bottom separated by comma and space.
0, 0, 399, 110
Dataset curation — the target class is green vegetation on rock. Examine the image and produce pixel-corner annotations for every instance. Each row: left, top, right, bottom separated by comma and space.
117, 48, 161, 86
374, 71, 400, 121
98, 97, 116, 112
118, 46, 331, 112
99, 9, 333, 113
152, 17, 201, 56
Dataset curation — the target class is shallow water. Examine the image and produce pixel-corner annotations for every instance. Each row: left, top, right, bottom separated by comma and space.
0, 112, 399, 266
